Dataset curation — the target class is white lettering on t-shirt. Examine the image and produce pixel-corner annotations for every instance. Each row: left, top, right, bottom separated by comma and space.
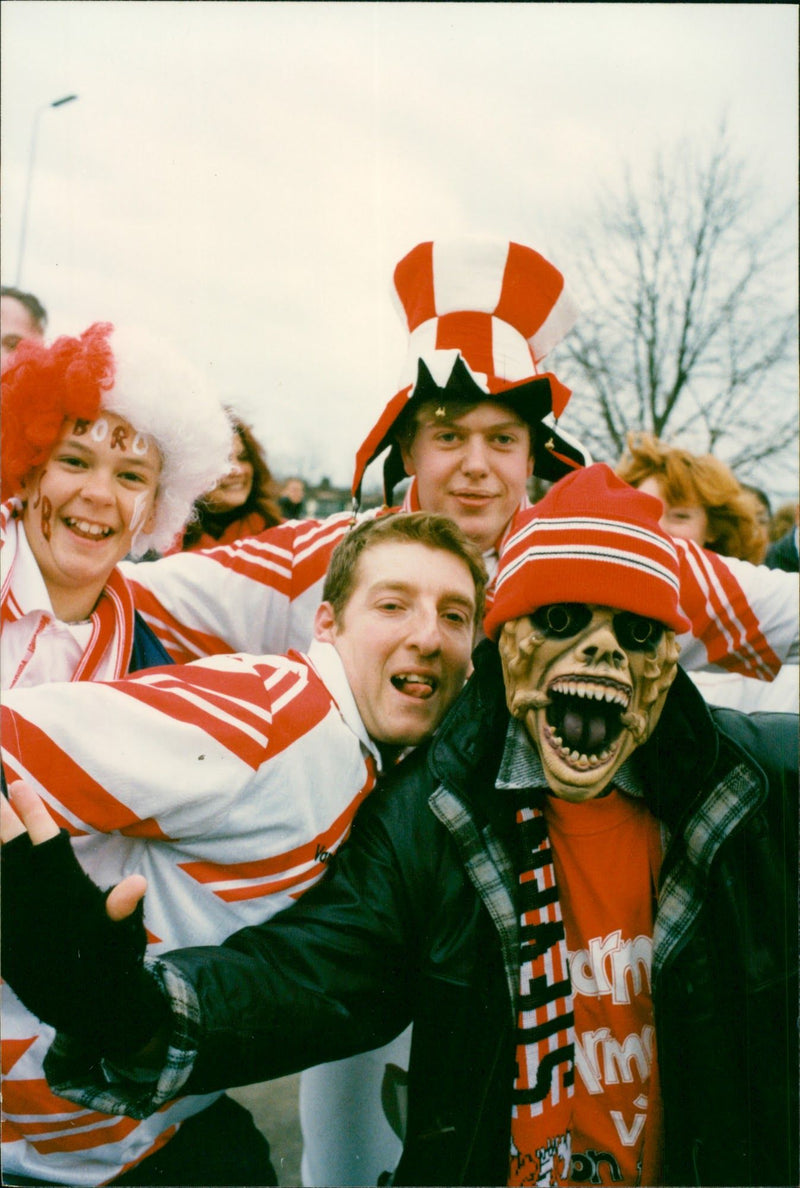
568, 932, 652, 1005
574, 1025, 654, 1095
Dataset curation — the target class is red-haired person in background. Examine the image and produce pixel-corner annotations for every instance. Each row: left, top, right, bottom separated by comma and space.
617, 432, 797, 712
615, 432, 768, 563
1, 322, 230, 690
173, 413, 283, 553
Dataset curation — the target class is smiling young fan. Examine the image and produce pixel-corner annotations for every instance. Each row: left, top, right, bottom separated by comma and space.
1, 321, 230, 687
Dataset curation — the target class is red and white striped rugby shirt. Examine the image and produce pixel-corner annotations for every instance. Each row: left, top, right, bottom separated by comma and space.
1, 641, 381, 1185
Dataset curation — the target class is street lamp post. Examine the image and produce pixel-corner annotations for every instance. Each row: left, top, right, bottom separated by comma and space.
15, 93, 78, 287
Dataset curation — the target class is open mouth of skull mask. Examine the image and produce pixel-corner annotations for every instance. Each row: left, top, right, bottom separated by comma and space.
499, 603, 680, 801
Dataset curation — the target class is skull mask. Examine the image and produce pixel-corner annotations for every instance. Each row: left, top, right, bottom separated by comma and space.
499, 602, 680, 802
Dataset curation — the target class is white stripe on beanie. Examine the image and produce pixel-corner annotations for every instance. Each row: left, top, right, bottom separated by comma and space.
493, 543, 682, 596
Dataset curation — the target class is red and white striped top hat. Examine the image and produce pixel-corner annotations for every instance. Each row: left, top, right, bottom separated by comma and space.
484, 464, 691, 640
352, 237, 588, 503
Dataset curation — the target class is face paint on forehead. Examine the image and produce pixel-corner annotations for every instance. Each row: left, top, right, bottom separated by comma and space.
89, 418, 110, 443
110, 424, 129, 450
108, 424, 152, 455
69, 416, 152, 457
499, 605, 680, 802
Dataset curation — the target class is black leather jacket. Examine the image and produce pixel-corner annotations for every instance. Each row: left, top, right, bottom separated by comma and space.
166, 642, 798, 1187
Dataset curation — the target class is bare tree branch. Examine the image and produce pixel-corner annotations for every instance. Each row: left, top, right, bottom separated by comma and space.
553, 126, 798, 493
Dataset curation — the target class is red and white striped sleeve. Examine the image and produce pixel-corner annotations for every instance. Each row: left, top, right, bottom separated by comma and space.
122, 512, 359, 663
674, 539, 798, 678
0, 653, 323, 840
0, 647, 379, 1185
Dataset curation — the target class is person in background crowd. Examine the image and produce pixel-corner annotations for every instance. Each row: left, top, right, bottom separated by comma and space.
278, 475, 307, 520
769, 499, 796, 543
3, 465, 795, 1188
1, 321, 230, 690
0, 512, 485, 1187
616, 431, 768, 563
1, 285, 47, 364
766, 501, 799, 572
109, 238, 796, 1184
173, 413, 283, 553
741, 482, 772, 537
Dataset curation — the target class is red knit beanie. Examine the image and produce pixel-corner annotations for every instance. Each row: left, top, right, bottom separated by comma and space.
483, 464, 690, 640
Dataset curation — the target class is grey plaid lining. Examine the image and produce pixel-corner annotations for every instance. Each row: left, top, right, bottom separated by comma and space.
653, 762, 760, 975
44, 958, 202, 1119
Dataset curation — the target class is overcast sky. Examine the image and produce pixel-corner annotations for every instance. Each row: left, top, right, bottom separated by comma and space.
2, 2, 797, 495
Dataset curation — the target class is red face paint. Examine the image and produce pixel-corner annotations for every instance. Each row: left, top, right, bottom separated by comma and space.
31, 471, 46, 511
40, 496, 52, 542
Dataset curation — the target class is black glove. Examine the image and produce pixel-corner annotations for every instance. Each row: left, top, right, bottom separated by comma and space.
1, 828, 169, 1060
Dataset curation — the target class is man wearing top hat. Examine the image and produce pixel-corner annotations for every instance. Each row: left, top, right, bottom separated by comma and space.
2, 464, 796, 1188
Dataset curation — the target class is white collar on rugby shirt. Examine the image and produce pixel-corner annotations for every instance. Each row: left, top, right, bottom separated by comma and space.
306, 638, 386, 772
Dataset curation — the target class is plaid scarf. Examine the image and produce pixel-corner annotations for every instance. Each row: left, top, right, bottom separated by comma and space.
508, 787, 575, 1186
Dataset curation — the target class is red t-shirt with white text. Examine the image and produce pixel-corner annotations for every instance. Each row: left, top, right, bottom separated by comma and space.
540, 790, 663, 1186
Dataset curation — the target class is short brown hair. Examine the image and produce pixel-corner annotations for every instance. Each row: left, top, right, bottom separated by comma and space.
1, 286, 47, 333
323, 511, 488, 628
394, 397, 535, 459
616, 432, 768, 563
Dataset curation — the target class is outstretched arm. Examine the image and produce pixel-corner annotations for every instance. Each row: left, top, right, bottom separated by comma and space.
123, 511, 355, 661
4, 766, 441, 1119
1, 781, 167, 1060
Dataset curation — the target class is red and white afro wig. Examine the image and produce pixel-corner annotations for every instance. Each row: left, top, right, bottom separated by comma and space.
1, 322, 231, 557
